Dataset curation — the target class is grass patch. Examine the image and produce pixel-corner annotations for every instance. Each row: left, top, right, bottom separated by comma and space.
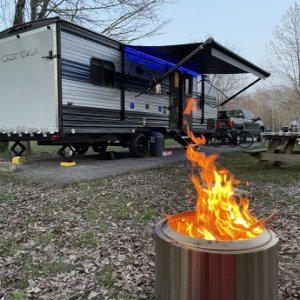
77, 178, 108, 192
92, 194, 135, 221
164, 138, 180, 147
83, 208, 108, 229
142, 210, 156, 221
35, 232, 53, 247
217, 152, 300, 184
84, 209, 102, 222
11, 290, 27, 300
110, 206, 132, 220
76, 230, 97, 247
0, 191, 13, 202
23, 215, 40, 226
96, 265, 114, 287
45, 259, 73, 276
0, 236, 19, 256
16, 258, 73, 289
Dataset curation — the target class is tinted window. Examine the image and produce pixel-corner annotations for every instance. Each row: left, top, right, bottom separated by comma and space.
218, 111, 228, 119
90, 58, 115, 87
227, 110, 243, 118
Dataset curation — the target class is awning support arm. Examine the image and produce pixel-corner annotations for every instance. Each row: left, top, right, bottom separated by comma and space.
135, 38, 213, 98
218, 78, 261, 107
202, 77, 228, 99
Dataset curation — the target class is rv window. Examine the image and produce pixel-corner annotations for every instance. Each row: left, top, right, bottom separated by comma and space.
184, 77, 193, 95
90, 58, 115, 87
135, 65, 144, 74
154, 83, 162, 94
150, 79, 162, 94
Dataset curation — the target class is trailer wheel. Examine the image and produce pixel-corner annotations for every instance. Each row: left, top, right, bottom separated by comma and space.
129, 133, 148, 158
73, 143, 89, 155
92, 143, 107, 153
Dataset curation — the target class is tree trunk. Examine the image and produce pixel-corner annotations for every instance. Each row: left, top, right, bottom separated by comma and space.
30, 0, 38, 21
13, 0, 26, 25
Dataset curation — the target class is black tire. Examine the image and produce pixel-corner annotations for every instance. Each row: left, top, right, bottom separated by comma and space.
73, 143, 89, 155
129, 133, 149, 157
92, 143, 107, 153
237, 131, 254, 148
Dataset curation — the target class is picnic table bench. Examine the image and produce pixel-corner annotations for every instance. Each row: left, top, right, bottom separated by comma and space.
248, 132, 300, 169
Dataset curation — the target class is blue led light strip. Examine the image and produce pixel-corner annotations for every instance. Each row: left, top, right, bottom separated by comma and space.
124, 46, 200, 77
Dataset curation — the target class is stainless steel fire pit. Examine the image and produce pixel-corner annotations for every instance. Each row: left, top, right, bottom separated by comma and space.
155, 211, 279, 300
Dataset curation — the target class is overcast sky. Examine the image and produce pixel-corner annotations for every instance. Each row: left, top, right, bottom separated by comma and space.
138, 0, 296, 69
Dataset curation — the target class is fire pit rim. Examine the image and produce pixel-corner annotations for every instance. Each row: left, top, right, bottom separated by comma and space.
156, 211, 278, 253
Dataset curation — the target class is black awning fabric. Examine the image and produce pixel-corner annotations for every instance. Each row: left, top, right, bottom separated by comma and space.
128, 38, 270, 79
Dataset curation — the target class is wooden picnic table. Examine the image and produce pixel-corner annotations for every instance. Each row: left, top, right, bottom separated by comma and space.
249, 132, 300, 168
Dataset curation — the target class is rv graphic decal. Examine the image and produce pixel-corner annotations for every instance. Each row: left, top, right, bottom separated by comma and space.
1, 48, 39, 63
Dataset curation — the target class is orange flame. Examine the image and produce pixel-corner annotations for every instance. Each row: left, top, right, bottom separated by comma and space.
183, 97, 195, 115
168, 103, 264, 241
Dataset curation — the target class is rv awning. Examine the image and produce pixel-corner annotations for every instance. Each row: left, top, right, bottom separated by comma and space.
128, 38, 270, 79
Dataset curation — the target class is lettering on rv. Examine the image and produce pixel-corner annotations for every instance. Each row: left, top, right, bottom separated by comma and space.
1, 48, 39, 63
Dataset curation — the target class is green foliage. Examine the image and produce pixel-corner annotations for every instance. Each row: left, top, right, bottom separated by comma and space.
77, 230, 97, 247
35, 232, 53, 247
142, 210, 156, 220
96, 265, 114, 287
11, 290, 27, 300
0, 191, 13, 202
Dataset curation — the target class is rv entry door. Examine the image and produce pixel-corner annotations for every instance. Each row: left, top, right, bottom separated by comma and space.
169, 71, 180, 130
182, 74, 193, 129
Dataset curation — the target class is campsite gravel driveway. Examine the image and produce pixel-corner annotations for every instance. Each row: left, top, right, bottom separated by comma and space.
1, 145, 239, 184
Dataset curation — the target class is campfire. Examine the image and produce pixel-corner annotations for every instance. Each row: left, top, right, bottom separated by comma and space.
155, 98, 279, 300
169, 98, 264, 241
168, 128, 264, 241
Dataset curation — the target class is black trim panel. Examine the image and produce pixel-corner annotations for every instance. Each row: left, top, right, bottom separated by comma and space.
60, 20, 121, 50
62, 106, 169, 133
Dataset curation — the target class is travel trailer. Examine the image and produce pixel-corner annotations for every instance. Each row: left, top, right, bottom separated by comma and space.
0, 18, 269, 158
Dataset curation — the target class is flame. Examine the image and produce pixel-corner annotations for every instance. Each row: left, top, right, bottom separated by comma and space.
168, 100, 264, 241
183, 97, 195, 115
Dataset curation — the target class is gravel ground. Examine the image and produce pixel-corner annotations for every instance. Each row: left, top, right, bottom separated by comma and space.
0, 151, 299, 300
0, 145, 239, 184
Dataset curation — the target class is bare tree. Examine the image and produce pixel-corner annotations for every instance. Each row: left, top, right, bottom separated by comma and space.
267, 2, 300, 104
209, 73, 248, 106
1, 0, 173, 43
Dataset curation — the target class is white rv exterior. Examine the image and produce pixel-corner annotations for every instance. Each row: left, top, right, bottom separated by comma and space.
0, 24, 59, 134
0, 18, 269, 157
